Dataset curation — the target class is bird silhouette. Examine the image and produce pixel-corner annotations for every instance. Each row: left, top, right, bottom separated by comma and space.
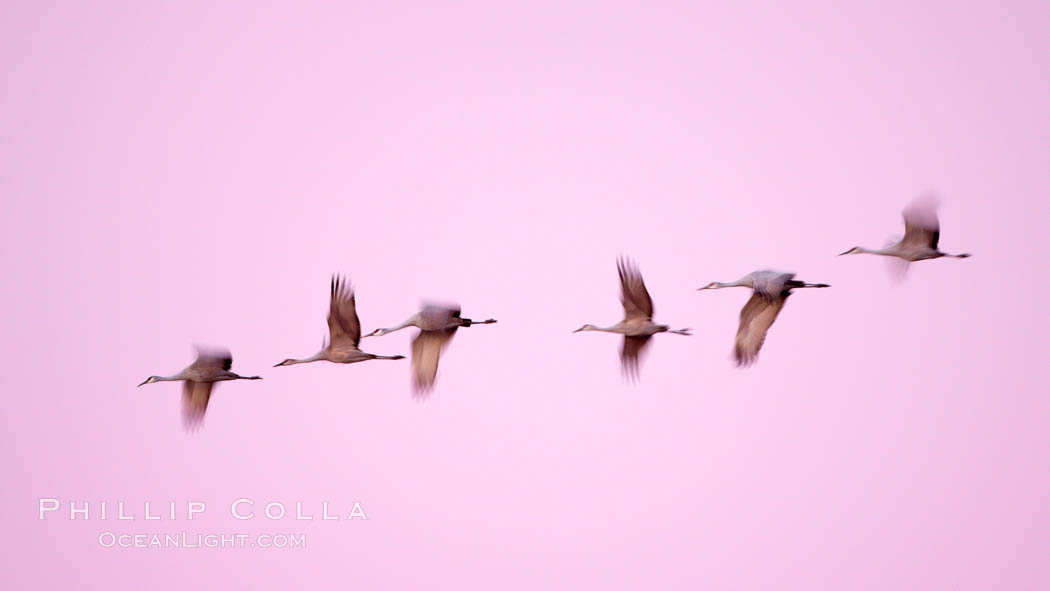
839, 195, 971, 281
574, 257, 691, 380
139, 346, 261, 432
274, 275, 405, 368
365, 304, 496, 397
698, 270, 829, 367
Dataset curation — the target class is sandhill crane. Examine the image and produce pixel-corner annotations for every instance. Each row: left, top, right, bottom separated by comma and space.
839, 195, 971, 270
138, 346, 261, 432
364, 305, 497, 396
274, 275, 405, 368
698, 270, 829, 367
574, 257, 691, 380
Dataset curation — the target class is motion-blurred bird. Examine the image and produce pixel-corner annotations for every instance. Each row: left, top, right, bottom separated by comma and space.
839, 195, 971, 278
138, 346, 261, 432
364, 305, 496, 396
698, 270, 829, 367
574, 257, 691, 380
274, 275, 405, 368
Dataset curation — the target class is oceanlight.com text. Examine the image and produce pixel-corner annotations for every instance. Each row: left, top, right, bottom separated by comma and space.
97, 531, 306, 549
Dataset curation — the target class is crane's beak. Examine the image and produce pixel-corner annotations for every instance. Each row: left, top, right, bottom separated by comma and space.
137, 379, 150, 387
837, 249, 852, 256
572, 327, 583, 333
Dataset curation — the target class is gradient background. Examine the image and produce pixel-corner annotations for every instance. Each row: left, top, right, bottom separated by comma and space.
2, 1, 1047, 589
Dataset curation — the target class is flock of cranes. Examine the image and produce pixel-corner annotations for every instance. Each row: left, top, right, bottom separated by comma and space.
139, 196, 971, 431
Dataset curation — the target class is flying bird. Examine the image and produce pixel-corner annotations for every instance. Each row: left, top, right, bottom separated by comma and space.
364, 305, 497, 396
839, 195, 971, 275
698, 270, 829, 367
138, 346, 261, 432
574, 257, 691, 380
274, 275, 405, 368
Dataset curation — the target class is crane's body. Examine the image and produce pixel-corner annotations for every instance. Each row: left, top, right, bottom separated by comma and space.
575, 318, 675, 337
367, 305, 496, 337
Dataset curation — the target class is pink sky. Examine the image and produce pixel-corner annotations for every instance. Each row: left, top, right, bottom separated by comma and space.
2, 1, 1047, 588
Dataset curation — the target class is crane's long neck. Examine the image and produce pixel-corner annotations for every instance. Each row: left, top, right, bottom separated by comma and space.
282, 351, 326, 366
139, 373, 184, 387
375, 318, 417, 335
855, 246, 896, 256
591, 324, 628, 333
709, 277, 753, 289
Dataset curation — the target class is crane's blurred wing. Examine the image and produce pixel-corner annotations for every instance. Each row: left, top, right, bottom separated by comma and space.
328, 275, 361, 347
884, 257, 911, 283
617, 257, 654, 321
420, 304, 461, 331
189, 347, 233, 375
182, 381, 214, 433
620, 335, 652, 381
882, 236, 910, 283
410, 329, 456, 397
901, 196, 941, 249
734, 292, 787, 367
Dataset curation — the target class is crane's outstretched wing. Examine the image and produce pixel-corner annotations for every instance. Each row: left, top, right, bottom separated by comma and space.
882, 235, 910, 283
182, 381, 215, 432
328, 275, 362, 348
901, 195, 941, 250
410, 329, 457, 397
734, 292, 788, 367
617, 257, 654, 321
620, 335, 652, 381
419, 304, 461, 331
189, 347, 233, 374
